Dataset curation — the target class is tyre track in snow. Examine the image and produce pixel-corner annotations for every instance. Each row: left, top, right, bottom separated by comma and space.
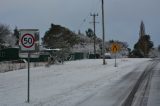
122, 59, 159, 106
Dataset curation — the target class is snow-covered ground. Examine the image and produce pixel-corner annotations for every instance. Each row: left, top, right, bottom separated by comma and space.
0, 58, 150, 106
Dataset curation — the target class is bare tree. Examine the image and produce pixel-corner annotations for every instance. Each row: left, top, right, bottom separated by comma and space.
0, 24, 11, 43
0, 23, 13, 49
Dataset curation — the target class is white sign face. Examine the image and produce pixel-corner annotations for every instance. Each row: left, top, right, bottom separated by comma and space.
20, 30, 36, 51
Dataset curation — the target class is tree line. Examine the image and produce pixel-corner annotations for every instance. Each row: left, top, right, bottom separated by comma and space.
0, 22, 157, 58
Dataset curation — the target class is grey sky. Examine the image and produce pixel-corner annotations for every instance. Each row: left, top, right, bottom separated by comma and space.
0, 0, 160, 49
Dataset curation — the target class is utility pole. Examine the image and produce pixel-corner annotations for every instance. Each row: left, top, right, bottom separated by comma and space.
90, 13, 98, 58
101, 0, 106, 65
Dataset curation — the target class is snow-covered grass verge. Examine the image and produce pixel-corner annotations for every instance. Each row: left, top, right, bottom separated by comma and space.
0, 58, 150, 106
0, 62, 46, 73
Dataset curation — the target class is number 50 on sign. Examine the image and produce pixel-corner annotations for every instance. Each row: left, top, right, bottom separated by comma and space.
21, 33, 35, 48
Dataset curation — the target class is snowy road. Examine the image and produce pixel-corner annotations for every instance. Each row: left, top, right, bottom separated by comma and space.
0, 58, 151, 106
78, 59, 160, 106
130, 59, 160, 106
147, 59, 160, 106
77, 60, 151, 106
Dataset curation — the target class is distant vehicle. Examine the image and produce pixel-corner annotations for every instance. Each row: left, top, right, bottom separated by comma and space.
104, 53, 111, 59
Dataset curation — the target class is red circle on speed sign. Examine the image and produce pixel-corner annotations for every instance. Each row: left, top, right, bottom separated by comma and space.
21, 33, 35, 48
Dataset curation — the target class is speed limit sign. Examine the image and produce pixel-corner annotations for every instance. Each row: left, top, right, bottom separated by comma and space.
19, 29, 38, 51
21, 33, 35, 48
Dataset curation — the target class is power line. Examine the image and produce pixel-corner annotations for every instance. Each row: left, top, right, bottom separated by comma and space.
77, 0, 101, 32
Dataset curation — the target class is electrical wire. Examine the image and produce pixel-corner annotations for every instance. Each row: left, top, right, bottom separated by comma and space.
77, 0, 102, 31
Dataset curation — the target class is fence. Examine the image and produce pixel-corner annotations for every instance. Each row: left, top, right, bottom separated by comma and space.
0, 60, 46, 73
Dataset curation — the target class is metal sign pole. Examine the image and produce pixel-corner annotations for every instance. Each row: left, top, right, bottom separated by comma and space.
102, 0, 106, 65
19, 29, 39, 103
115, 53, 117, 67
27, 52, 30, 103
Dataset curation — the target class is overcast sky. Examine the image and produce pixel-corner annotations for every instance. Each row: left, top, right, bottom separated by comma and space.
0, 0, 160, 49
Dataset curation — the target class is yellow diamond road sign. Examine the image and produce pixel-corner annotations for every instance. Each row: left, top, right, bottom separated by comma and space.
111, 43, 119, 53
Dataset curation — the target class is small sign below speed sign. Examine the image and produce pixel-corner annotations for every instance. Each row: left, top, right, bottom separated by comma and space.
19, 29, 38, 51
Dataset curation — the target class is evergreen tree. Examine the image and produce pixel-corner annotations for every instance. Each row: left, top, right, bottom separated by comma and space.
131, 21, 154, 58
139, 21, 146, 38
133, 35, 153, 57
42, 24, 80, 49
13, 27, 19, 45
85, 28, 94, 38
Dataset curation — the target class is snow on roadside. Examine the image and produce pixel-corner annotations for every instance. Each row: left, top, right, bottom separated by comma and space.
0, 58, 150, 106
